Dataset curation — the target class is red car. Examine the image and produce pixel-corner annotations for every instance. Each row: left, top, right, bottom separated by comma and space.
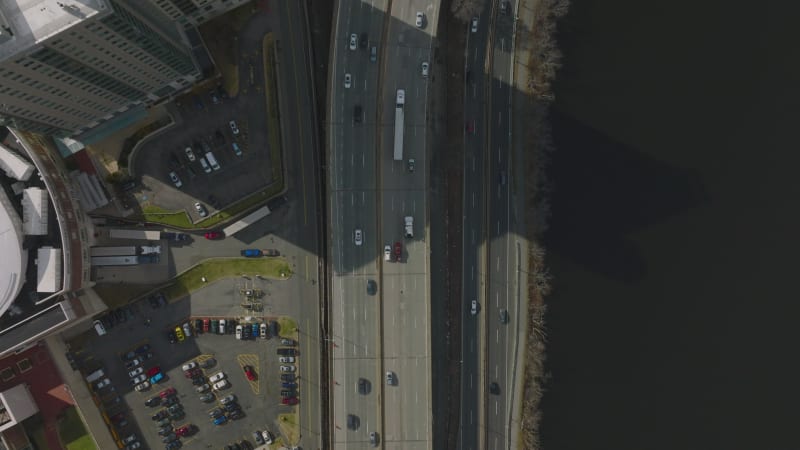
184, 368, 202, 379
158, 387, 176, 399
204, 231, 223, 240
146, 366, 161, 377
243, 365, 256, 381
281, 397, 298, 405
175, 424, 194, 437
202, 319, 210, 333
393, 242, 402, 261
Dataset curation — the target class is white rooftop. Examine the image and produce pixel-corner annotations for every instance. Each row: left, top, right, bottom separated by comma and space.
0, 0, 107, 62
0, 188, 25, 317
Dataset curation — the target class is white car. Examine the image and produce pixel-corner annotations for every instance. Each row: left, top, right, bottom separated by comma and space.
229, 120, 239, 135
212, 380, 229, 391
385, 371, 395, 385
220, 394, 236, 405
471, 299, 478, 315
279, 357, 295, 363
471, 16, 479, 33
184, 147, 195, 161
262, 430, 274, 445
128, 367, 144, 378
280, 365, 296, 373
349, 33, 357, 50
235, 325, 243, 340
344, 73, 352, 89
131, 374, 147, 385
95, 378, 111, 389
183, 322, 193, 337
260, 323, 268, 339
194, 202, 208, 218
421, 61, 429, 77
135, 381, 150, 392
354, 228, 363, 246
415, 12, 424, 28
169, 171, 182, 188
181, 362, 197, 372
384, 245, 392, 261
209, 371, 226, 383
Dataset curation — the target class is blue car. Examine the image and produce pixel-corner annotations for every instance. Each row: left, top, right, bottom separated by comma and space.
252, 323, 259, 338
282, 382, 297, 389
213, 415, 227, 425
149, 373, 164, 384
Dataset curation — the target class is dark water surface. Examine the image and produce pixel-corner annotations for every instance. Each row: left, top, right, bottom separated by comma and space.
541, 1, 800, 449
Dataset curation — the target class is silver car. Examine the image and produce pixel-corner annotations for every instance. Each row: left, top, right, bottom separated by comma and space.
349, 33, 357, 50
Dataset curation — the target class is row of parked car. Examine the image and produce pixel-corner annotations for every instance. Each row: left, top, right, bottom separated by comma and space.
167, 120, 242, 188
146, 387, 196, 449
121, 344, 165, 392
169, 317, 281, 339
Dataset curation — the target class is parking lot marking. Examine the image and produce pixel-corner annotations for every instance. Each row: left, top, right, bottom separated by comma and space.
236, 354, 260, 395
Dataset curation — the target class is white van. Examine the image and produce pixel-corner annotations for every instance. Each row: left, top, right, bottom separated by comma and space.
199, 157, 212, 173
205, 151, 221, 171
93, 319, 107, 336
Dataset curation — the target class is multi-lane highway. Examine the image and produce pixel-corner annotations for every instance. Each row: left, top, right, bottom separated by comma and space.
328, 0, 438, 448
484, 2, 523, 449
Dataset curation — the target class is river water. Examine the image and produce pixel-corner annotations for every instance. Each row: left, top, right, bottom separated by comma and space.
540, 1, 800, 449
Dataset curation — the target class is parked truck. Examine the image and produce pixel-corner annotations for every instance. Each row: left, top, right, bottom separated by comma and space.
404, 216, 414, 238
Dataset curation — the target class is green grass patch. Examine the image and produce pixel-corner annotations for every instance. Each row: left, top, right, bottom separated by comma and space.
277, 412, 300, 446
163, 257, 292, 300
59, 406, 96, 450
277, 316, 298, 337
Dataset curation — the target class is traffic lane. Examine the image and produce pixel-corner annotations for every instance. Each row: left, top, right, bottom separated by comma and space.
335, 122, 378, 191
330, 191, 377, 274
381, 272, 430, 443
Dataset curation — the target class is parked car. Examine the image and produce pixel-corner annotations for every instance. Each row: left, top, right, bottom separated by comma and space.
262, 430, 274, 444
130, 375, 147, 385
202, 319, 210, 333
196, 384, 210, 393
280, 365, 296, 372
213, 415, 227, 425
280, 374, 296, 382
209, 371, 225, 383
232, 142, 242, 156
167, 330, 177, 344
169, 171, 182, 188
199, 393, 215, 403
146, 366, 161, 377
175, 326, 185, 341
176, 424, 194, 437
148, 373, 163, 384
145, 396, 161, 407
220, 394, 237, 405
124, 358, 141, 370
243, 365, 256, 381
253, 431, 265, 445
194, 202, 208, 218
128, 367, 144, 378
158, 387, 176, 398
281, 338, 294, 346
282, 397, 299, 405
235, 325, 243, 340
184, 147, 195, 161
229, 120, 239, 135
260, 323, 268, 339
279, 357, 295, 363
212, 380, 229, 391
208, 408, 224, 418
182, 362, 197, 372
135, 382, 150, 392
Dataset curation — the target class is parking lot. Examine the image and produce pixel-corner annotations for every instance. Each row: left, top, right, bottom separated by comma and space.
129, 86, 275, 220
78, 289, 300, 449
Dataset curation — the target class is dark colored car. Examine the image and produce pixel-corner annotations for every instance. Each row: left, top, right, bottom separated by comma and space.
159, 387, 176, 399
228, 410, 244, 420
280, 374, 296, 382
151, 410, 168, 421
489, 382, 501, 395
121, 351, 137, 362
280, 390, 296, 398
145, 396, 161, 407
223, 402, 240, 412
167, 330, 177, 343
208, 408, 224, 418
359, 32, 368, 48
277, 348, 297, 356
354, 105, 362, 124
367, 280, 377, 295
158, 426, 173, 436
161, 433, 177, 443
163, 396, 179, 407
358, 378, 369, 395
282, 382, 298, 389
214, 130, 226, 146
347, 414, 359, 430
135, 344, 151, 354
194, 319, 203, 333
176, 425, 194, 437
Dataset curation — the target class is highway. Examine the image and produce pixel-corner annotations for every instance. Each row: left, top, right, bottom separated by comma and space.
328, 0, 437, 448
459, 9, 490, 450
484, 2, 521, 450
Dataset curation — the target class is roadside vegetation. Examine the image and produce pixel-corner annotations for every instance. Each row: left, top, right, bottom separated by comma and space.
162, 257, 291, 301
517, 0, 570, 449
59, 406, 96, 450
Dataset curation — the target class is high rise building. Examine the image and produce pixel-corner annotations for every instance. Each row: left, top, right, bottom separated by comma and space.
0, 0, 244, 138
